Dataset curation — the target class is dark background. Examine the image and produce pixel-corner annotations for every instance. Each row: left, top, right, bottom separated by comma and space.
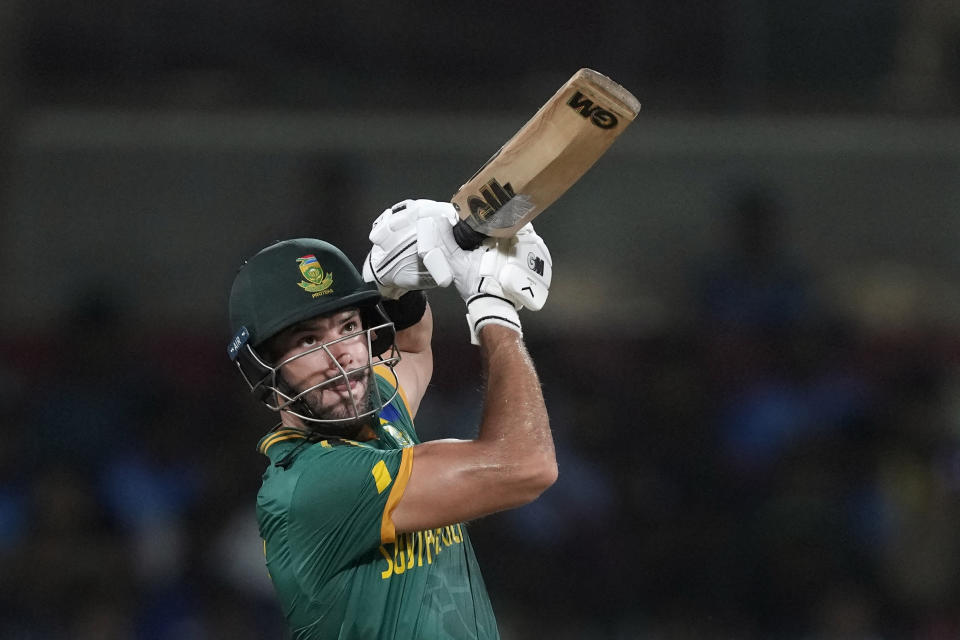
1, 1, 960, 638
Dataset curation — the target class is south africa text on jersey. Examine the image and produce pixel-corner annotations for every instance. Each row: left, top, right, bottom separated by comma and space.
379, 524, 465, 579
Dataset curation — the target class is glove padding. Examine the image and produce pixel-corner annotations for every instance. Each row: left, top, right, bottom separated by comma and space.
488, 224, 552, 312
421, 223, 552, 345
449, 242, 523, 344
363, 199, 458, 299
419, 221, 552, 311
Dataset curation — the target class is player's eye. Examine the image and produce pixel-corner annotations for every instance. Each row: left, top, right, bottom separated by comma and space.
343, 320, 359, 334
298, 335, 318, 348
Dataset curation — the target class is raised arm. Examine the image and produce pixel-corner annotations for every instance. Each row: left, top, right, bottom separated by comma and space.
392, 220, 555, 532
362, 199, 557, 530
363, 200, 446, 418
391, 324, 555, 532
388, 296, 433, 418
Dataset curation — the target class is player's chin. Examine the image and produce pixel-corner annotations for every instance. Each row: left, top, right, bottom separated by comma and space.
319, 402, 373, 439
310, 387, 370, 421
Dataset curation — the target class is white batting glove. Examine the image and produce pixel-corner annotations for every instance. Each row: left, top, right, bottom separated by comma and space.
363, 199, 458, 299
414, 205, 461, 289
492, 224, 552, 312
451, 242, 524, 345
418, 216, 553, 310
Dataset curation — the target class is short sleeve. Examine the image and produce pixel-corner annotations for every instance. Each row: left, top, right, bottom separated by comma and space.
288, 445, 413, 574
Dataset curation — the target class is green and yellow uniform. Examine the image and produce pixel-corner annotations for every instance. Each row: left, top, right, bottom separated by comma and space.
256, 368, 499, 639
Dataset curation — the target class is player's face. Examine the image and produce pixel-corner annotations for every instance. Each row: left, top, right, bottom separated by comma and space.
272, 309, 372, 423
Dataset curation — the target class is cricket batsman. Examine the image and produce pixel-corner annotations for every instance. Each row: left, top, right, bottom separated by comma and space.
226, 198, 556, 639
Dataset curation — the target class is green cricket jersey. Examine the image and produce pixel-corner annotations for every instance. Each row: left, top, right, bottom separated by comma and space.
256, 367, 499, 639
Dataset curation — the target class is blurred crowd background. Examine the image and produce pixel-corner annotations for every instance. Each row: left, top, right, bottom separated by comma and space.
2, 1, 960, 638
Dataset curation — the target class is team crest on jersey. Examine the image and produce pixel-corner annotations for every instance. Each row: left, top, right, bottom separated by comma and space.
296, 255, 334, 294
382, 423, 412, 447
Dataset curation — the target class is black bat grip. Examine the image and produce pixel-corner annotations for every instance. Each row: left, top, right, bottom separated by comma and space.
452, 219, 488, 250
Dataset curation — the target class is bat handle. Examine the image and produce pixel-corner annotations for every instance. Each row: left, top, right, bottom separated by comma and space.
452, 219, 488, 251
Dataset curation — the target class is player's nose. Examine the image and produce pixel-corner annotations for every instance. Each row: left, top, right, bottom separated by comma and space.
322, 344, 354, 375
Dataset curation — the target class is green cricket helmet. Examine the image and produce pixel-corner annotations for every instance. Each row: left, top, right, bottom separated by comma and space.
227, 238, 398, 425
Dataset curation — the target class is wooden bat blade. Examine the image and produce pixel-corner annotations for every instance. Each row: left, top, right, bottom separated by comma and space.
451, 68, 641, 248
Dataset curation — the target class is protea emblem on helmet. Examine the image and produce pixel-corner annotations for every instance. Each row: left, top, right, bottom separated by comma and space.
296, 255, 334, 294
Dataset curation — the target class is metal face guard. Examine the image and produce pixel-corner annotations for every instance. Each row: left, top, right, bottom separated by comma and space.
236, 320, 400, 424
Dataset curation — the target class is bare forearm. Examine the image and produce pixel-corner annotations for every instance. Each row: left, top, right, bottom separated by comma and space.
389, 320, 557, 533
476, 326, 556, 487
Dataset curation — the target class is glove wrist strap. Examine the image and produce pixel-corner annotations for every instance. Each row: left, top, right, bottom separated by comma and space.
381, 290, 428, 331
465, 294, 521, 346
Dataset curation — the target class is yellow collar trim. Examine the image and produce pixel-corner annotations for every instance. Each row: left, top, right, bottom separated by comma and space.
259, 429, 307, 454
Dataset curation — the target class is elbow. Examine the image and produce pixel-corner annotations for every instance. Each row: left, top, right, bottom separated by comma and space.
512, 455, 558, 505
535, 458, 559, 493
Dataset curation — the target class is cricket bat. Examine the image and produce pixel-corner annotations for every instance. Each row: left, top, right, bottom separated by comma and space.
451, 68, 641, 250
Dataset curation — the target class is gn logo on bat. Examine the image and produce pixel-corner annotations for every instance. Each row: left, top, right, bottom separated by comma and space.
467, 178, 516, 220
567, 91, 618, 129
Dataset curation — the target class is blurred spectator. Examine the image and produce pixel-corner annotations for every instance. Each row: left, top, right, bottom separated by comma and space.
696, 185, 815, 336
26, 286, 155, 469
98, 392, 202, 587
6, 465, 136, 638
